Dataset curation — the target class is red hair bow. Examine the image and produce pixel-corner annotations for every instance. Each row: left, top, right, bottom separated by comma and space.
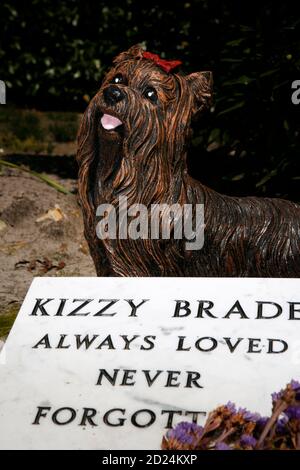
142, 51, 182, 73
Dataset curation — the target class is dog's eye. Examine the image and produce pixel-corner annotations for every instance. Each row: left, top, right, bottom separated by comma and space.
144, 87, 158, 103
111, 74, 124, 84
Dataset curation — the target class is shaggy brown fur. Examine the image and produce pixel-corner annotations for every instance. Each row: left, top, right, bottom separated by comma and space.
77, 45, 300, 277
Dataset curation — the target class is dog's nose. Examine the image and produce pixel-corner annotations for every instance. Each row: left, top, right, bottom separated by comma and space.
103, 85, 125, 105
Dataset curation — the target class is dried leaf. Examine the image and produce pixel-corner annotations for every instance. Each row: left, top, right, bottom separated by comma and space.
0, 220, 7, 232
57, 261, 66, 270
36, 204, 64, 223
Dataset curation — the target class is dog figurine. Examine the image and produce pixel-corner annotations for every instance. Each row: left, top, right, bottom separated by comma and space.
77, 45, 300, 277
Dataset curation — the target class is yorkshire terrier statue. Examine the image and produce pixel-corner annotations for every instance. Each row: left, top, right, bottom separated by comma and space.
77, 45, 300, 277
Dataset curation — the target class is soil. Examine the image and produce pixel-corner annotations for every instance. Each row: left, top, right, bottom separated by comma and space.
0, 165, 96, 329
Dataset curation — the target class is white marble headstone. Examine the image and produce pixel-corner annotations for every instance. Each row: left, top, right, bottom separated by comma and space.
0, 277, 299, 449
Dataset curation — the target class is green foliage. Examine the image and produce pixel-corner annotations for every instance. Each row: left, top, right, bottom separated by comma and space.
49, 121, 78, 142
0, 1, 299, 200
0, 107, 79, 152
47, 112, 78, 122
0, 304, 19, 338
9, 111, 45, 141
0, 159, 71, 194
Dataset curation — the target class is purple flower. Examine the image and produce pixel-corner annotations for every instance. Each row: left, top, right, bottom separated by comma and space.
225, 401, 236, 413
290, 380, 300, 391
272, 380, 300, 403
256, 416, 269, 429
167, 421, 203, 446
163, 380, 300, 450
238, 408, 261, 422
215, 442, 231, 450
240, 434, 257, 447
272, 390, 282, 402
285, 405, 300, 420
290, 380, 300, 400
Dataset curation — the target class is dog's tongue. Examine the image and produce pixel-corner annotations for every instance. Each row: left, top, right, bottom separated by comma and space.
101, 113, 122, 130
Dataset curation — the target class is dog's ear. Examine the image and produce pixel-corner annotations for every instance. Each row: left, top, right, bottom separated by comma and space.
113, 44, 144, 65
186, 71, 213, 118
